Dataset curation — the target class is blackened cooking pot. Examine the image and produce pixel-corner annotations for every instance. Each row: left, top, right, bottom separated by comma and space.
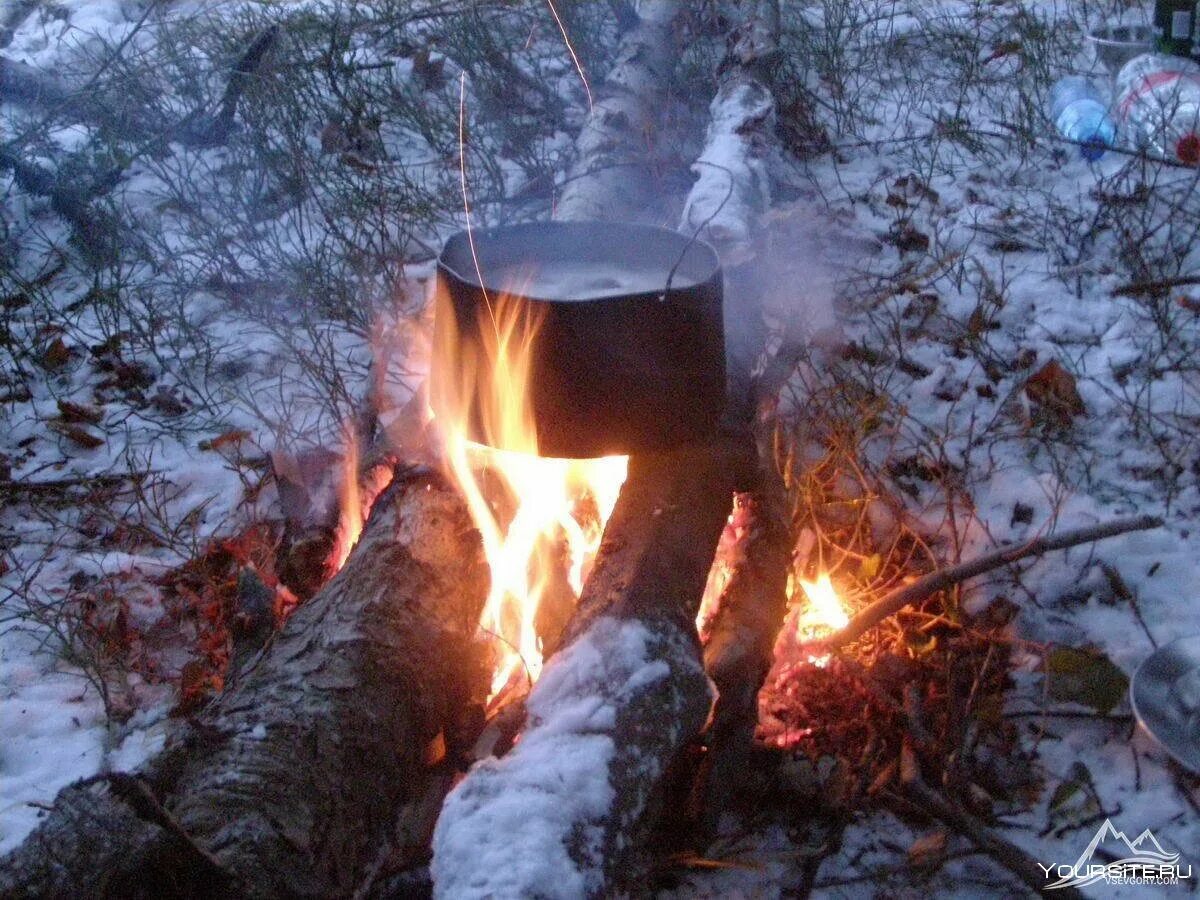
431, 221, 725, 458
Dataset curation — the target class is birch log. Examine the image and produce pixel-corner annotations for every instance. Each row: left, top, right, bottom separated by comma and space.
554, 0, 684, 222
681, 0, 791, 836
432, 442, 752, 898
0, 470, 490, 899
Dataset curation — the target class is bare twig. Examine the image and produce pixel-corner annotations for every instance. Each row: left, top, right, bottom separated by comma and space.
823, 516, 1164, 650
894, 780, 1085, 900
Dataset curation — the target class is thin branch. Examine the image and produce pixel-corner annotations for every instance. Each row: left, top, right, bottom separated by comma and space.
189, 24, 281, 146
893, 780, 1085, 900
822, 515, 1164, 650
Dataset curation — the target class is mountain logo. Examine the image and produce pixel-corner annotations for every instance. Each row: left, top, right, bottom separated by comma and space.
1041, 819, 1191, 890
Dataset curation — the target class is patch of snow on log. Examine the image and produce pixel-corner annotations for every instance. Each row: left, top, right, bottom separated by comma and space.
680, 81, 774, 254
431, 616, 714, 899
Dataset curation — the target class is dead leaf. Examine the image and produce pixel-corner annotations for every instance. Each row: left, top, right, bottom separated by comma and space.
150, 388, 188, 417
48, 421, 103, 449
199, 430, 251, 451
890, 223, 930, 254
983, 40, 1022, 63
908, 829, 948, 867
57, 399, 103, 424
40, 337, 71, 370
1044, 646, 1128, 714
1024, 359, 1085, 422
411, 47, 446, 90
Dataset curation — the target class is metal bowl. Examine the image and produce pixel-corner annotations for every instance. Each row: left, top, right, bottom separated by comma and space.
1087, 23, 1154, 75
1130, 634, 1200, 773
432, 221, 726, 458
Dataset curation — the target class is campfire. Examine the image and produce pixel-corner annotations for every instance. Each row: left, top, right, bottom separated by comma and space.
4, 2, 1174, 895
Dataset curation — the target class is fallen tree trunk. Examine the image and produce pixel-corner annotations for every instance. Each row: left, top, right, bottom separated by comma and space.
0, 469, 490, 899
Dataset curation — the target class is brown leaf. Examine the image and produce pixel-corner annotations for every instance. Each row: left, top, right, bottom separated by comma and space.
1024, 359, 1085, 422
412, 47, 446, 90
174, 659, 218, 716
150, 388, 188, 417
984, 40, 1022, 63
199, 429, 251, 451
40, 337, 71, 370
57, 399, 103, 424
908, 829, 949, 867
48, 421, 104, 449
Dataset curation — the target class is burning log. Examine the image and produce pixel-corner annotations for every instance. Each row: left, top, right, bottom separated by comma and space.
0, 469, 490, 898
433, 441, 751, 897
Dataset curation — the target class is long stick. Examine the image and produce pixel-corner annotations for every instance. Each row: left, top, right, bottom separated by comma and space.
823, 515, 1164, 650
895, 780, 1085, 900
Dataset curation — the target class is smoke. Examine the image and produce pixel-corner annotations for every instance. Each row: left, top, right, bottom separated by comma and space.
754, 202, 849, 344
710, 200, 860, 402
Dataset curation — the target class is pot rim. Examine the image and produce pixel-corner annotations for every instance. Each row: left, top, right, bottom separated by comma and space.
437, 220, 722, 304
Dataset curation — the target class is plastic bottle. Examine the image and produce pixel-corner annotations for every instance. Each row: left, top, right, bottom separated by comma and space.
1154, 0, 1197, 58
1049, 76, 1117, 161
1115, 53, 1200, 164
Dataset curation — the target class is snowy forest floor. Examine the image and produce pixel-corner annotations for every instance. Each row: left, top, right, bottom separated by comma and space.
2, 0, 1200, 897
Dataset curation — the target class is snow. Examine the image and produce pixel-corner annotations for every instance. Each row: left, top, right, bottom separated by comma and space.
0, 630, 169, 855
431, 617, 675, 899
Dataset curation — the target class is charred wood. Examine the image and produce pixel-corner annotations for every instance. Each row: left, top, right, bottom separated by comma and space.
432, 441, 751, 897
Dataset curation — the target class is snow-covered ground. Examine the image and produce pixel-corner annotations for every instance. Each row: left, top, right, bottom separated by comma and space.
2, 0, 1199, 895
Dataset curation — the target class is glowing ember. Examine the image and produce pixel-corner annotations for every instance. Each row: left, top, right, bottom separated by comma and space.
431, 287, 627, 701
793, 573, 849, 666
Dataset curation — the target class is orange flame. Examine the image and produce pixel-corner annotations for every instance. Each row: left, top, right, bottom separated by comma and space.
431, 284, 627, 701
793, 573, 849, 666
331, 426, 364, 572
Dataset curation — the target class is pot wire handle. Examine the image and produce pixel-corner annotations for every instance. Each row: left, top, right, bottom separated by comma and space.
661, 161, 736, 301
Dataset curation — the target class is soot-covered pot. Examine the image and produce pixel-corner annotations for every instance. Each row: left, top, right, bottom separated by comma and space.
431, 221, 726, 458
